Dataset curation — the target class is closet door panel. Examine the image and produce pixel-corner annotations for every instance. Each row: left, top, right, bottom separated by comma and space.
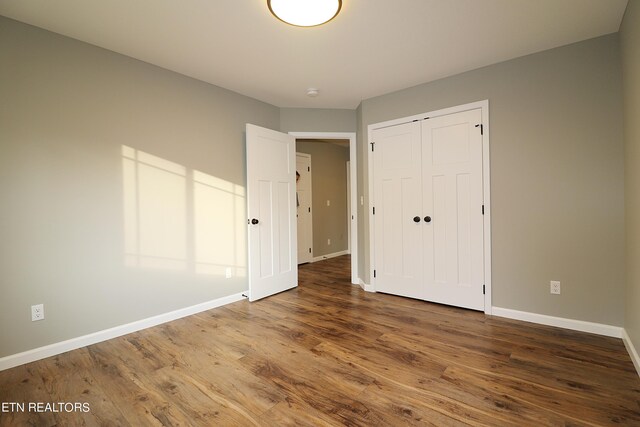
422, 109, 484, 310
372, 121, 423, 299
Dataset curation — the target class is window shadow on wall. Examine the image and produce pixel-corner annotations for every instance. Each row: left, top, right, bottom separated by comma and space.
121, 145, 246, 278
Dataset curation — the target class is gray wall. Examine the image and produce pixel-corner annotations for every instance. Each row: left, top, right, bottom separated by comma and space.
622, 1, 640, 355
358, 34, 625, 326
0, 17, 280, 357
296, 141, 350, 257
280, 108, 356, 133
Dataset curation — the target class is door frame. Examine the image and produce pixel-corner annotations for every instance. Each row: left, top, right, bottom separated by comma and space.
367, 100, 492, 314
346, 160, 351, 254
289, 132, 359, 285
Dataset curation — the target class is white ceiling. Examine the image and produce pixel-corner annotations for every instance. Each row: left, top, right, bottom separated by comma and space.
0, 0, 629, 109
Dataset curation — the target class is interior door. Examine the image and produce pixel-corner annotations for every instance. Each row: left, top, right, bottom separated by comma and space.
296, 153, 313, 264
246, 124, 297, 301
422, 109, 484, 310
372, 121, 424, 299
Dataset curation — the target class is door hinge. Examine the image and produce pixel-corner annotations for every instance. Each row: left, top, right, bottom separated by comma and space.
475, 123, 484, 135
374, 270, 377, 278
483, 284, 486, 295
309, 248, 311, 253
373, 207, 376, 215
308, 207, 311, 213
482, 205, 484, 215
370, 142, 375, 152
308, 166, 310, 171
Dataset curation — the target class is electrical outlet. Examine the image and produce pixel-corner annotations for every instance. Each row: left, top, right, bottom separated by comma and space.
550, 281, 561, 295
225, 267, 232, 279
31, 304, 44, 321
327, 238, 331, 245
360, 196, 364, 206
326, 200, 331, 206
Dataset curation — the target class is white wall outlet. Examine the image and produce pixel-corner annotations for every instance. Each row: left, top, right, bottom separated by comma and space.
31, 304, 44, 321
327, 238, 331, 245
360, 196, 364, 206
550, 281, 561, 295
225, 267, 232, 279
326, 200, 331, 206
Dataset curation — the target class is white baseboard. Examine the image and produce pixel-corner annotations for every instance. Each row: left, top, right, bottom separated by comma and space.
312, 250, 349, 263
0, 292, 246, 372
491, 307, 623, 338
359, 279, 375, 292
622, 329, 640, 377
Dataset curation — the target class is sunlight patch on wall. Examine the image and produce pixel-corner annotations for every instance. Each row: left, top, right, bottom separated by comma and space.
194, 170, 246, 278
121, 146, 246, 277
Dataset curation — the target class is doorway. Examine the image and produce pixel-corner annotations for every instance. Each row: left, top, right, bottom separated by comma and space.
289, 132, 358, 285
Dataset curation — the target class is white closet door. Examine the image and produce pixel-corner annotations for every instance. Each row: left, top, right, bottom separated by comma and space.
422, 109, 484, 310
372, 121, 424, 299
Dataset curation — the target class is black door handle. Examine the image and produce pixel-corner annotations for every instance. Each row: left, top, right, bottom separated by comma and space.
424, 216, 432, 223
413, 216, 420, 223
251, 218, 259, 225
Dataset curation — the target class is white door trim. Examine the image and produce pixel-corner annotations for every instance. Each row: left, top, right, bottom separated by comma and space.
346, 160, 351, 254
367, 100, 492, 314
289, 132, 358, 285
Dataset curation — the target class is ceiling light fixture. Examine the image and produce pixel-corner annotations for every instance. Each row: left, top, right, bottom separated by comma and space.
306, 88, 320, 97
267, 0, 342, 27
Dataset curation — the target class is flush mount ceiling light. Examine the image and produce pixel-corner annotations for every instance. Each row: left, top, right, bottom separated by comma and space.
267, 0, 342, 27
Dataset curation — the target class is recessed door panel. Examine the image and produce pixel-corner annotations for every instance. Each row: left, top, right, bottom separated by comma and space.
258, 180, 274, 278
278, 181, 292, 273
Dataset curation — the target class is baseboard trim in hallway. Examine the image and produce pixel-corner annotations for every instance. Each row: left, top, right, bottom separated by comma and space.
312, 250, 349, 263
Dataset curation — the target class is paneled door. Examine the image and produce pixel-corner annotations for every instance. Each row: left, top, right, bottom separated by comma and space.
422, 109, 484, 310
296, 153, 313, 264
246, 124, 297, 301
371, 109, 485, 310
372, 121, 424, 299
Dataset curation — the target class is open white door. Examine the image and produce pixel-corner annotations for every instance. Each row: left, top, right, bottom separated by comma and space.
246, 124, 297, 301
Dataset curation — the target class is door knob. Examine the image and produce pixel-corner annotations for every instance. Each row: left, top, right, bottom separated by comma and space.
251, 218, 259, 225
424, 216, 432, 223
413, 216, 420, 223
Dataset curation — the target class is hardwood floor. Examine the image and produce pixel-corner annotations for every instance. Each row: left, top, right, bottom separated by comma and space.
1, 255, 639, 426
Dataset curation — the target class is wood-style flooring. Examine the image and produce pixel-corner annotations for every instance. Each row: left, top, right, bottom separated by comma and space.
1, 255, 639, 426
